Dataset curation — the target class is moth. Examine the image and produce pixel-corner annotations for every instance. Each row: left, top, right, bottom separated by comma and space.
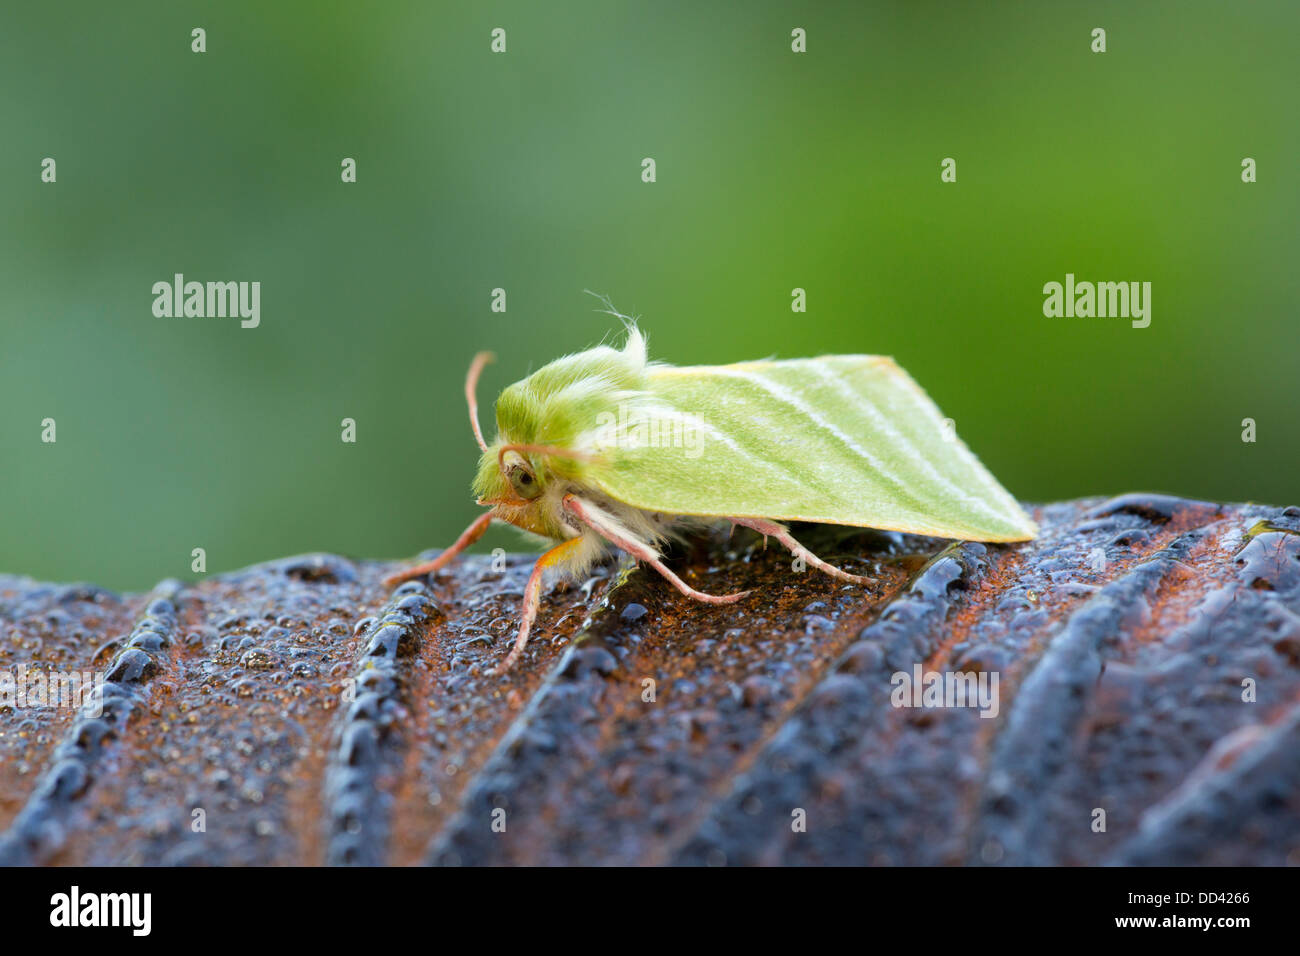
386, 324, 1036, 673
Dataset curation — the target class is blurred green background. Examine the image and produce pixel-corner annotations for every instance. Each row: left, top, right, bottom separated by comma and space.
2, 1, 1297, 591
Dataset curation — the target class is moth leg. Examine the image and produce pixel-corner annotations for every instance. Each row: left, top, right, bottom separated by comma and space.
383, 511, 494, 589
564, 495, 751, 605
494, 534, 587, 675
731, 517, 871, 585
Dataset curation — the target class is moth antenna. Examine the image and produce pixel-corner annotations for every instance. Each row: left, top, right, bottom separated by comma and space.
465, 351, 495, 453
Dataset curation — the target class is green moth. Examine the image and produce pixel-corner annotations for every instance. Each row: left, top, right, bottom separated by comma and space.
387, 324, 1036, 673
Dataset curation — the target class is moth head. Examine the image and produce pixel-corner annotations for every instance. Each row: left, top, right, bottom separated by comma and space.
474, 443, 585, 507
500, 449, 543, 501
471, 442, 599, 541
470, 444, 559, 539
460, 347, 601, 535
475, 444, 551, 512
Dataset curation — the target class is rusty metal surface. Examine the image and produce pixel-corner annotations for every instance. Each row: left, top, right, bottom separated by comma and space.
1, 495, 1297, 866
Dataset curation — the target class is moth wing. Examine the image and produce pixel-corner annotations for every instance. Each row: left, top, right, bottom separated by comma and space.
581, 356, 1036, 542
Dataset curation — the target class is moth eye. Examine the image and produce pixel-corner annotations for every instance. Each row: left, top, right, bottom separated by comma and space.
508, 465, 542, 500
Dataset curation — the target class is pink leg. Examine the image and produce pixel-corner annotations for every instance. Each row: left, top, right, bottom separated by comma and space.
494, 535, 587, 675
383, 511, 494, 589
563, 496, 750, 605
731, 517, 871, 585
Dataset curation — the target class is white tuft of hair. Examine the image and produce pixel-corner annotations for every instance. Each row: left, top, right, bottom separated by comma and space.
621, 324, 646, 366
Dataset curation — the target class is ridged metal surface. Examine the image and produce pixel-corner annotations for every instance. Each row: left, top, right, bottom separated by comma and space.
1, 495, 1297, 865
